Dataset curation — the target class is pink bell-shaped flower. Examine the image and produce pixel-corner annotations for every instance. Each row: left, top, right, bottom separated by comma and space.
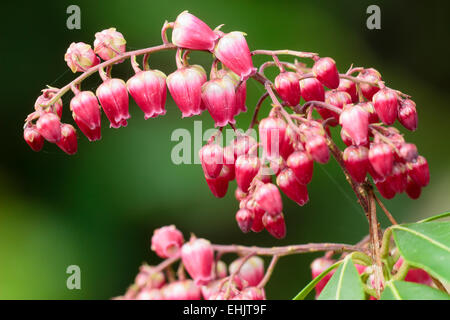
24, 125, 44, 152
96, 78, 130, 128
181, 237, 214, 286
199, 143, 224, 179
235, 154, 260, 192
94, 28, 126, 61
286, 151, 314, 185
312, 57, 340, 89
343, 145, 370, 183
274, 71, 301, 106
151, 225, 184, 258
372, 88, 398, 125
70, 91, 102, 141
339, 104, 369, 146
56, 123, 78, 155
254, 183, 283, 216
202, 76, 237, 127
36, 112, 62, 143
262, 212, 286, 239
276, 168, 309, 206
64, 42, 100, 72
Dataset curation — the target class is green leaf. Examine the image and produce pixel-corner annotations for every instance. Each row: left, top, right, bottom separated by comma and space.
418, 212, 450, 223
293, 260, 343, 300
317, 255, 365, 300
392, 221, 450, 282
381, 280, 450, 300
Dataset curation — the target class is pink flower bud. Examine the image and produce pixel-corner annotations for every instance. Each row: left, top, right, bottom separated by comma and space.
311, 257, 335, 297
162, 280, 202, 300
339, 104, 369, 146
181, 237, 214, 286
274, 72, 301, 106
229, 256, 264, 287
136, 288, 163, 300
94, 28, 126, 61
199, 143, 224, 179
398, 99, 418, 131
254, 183, 283, 216
214, 260, 228, 279
305, 134, 329, 164
96, 78, 130, 128
235, 154, 260, 192
357, 68, 381, 100
235, 187, 247, 201
277, 168, 309, 206
372, 88, 398, 125
214, 32, 256, 81
323, 90, 352, 124
172, 11, 219, 51
202, 77, 237, 127
36, 112, 62, 143
24, 126, 44, 152
151, 225, 184, 258
259, 116, 288, 159
235, 208, 254, 233
56, 124, 77, 155
337, 78, 358, 103
127, 70, 167, 119
34, 90, 63, 119
360, 102, 379, 124
70, 91, 102, 141
300, 78, 325, 102
399, 143, 418, 163
231, 135, 258, 159
406, 176, 421, 199
343, 145, 369, 183
376, 179, 396, 199
64, 42, 100, 72
407, 155, 429, 187
134, 265, 165, 288
246, 199, 265, 233
313, 57, 340, 89
369, 143, 394, 178
286, 151, 314, 185
262, 212, 286, 239
340, 128, 353, 146
386, 163, 407, 193
167, 65, 206, 118
205, 166, 230, 198
201, 280, 222, 300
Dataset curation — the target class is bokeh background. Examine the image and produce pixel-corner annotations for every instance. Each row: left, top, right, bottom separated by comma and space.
1, 0, 449, 299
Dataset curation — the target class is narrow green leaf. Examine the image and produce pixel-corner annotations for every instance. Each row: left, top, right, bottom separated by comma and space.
381, 280, 450, 300
392, 221, 450, 282
418, 212, 450, 223
317, 255, 365, 300
293, 260, 343, 300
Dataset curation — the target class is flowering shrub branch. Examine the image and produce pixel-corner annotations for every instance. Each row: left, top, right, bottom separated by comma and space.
23, 10, 449, 300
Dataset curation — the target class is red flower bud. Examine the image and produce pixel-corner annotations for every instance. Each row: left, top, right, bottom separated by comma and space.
259, 116, 288, 160
372, 88, 398, 125
299, 78, 325, 102
229, 256, 264, 287
36, 112, 62, 143
386, 163, 407, 194
337, 78, 358, 103
235, 208, 254, 233
311, 257, 335, 297
340, 128, 353, 146
323, 90, 352, 124
277, 168, 309, 206
398, 99, 418, 131
305, 134, 329, 164
376, 179, 396, 199
127, 70, 167, 119
246, 199, 265, 233
231, 135, 258, 159
235, 154, 260, 192
56, 124, 77, 155
214, 32, 256, 81
287, 151, 314, 185
360, 102, 379, 124
235, 81, 247, 116
254, 183, 283, 216
181, 237, 214, 286
407, 155, 429, 187
70, 91, 102, 141
96, 78, 130, 128
312, 57, 340, 89
94, 28, 126, 61
151, 225, 184, 259
406, 176, 421, 199
34, 90, 63, 119
399, 143, 418, 163
357, 68, 381, 100
205, 166, 230, 198
199, 143, 224, 179
64, 42, 100, 72
167, 65, 206, 118
162, 280, 202, 300
24, 126, 44, 152
343, 145, 369, 183
274, 72, 301, 106
172, 11, 219, 51
262, 212, 286, 239
134, 265, 165, 289
339, 104, 369, 146
369, 143, 394, 177
202, 77, 237, 127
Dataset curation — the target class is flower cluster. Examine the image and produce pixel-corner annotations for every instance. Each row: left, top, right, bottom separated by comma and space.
117, 225, 266, 300
23, 11, 428, 239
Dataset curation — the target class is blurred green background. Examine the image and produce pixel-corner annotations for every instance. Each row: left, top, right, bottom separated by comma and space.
1, 0, 449, 299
